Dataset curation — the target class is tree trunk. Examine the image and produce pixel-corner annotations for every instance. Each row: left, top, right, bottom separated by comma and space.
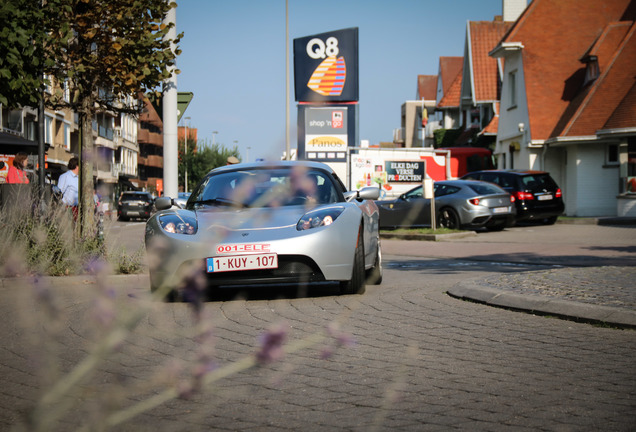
79, 105, 95, 239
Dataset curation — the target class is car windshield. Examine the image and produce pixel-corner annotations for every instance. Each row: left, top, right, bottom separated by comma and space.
189, 167, 341, 208
122, 193, 151, 202
521, 174, 557, 191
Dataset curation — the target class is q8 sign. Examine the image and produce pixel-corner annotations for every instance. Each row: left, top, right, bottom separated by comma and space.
293, 27, 359, 102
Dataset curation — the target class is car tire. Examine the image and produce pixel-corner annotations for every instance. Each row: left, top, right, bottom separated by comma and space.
486, 223, 506, 232
543, 216, 558, 225
438, 207, 460, 230
366, 237, 383, 285
340, 227, 366, 295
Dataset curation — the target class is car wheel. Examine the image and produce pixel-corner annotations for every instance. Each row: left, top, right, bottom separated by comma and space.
543, 216, 558, 225
366, 237, 383, 285
438, 207, 460, 230
340, 227, 366, 295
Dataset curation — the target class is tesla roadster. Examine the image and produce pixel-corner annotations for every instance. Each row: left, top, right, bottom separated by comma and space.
145, 161, 382, 299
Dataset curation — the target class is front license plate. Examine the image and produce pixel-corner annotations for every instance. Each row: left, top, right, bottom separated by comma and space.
493, 206, 509, 214
207, 253, 278, 273
537, 194, 553, 201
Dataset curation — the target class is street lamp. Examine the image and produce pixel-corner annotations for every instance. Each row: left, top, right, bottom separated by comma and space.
184, 116, 191, 193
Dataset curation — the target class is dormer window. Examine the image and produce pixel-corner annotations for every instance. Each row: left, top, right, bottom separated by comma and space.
584, 56, 600, 85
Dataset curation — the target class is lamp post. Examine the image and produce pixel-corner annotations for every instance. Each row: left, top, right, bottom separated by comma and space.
246, 146, 251, 163
212, 131, 218, 146
184, 116, 191, 193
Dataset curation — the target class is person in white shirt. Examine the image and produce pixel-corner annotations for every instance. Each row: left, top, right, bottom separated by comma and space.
58, 157, 79, 207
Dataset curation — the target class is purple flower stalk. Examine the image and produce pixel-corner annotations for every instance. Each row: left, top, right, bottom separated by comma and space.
255, 324, 289, 365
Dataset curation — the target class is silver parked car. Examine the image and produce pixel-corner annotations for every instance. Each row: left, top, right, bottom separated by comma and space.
145, 161, 383, 300
377, 179, 515, 231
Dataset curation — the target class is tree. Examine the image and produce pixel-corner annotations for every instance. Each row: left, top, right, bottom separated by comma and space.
0, 0, 47, 107
182, 140, 240, 191
1, 0, 182, 236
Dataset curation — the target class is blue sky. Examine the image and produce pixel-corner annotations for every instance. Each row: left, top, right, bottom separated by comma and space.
176, 0, 502, 162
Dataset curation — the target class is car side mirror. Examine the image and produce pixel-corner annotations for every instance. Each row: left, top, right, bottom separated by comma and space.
155, 196, 173, 210
344, 186, 380, 202
358, 186, 380, 201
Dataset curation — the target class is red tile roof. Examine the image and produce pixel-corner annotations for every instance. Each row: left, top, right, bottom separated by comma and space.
439, 57, 463, 96
480, 103, 500, 135
417, 75, 438, 100
499, 0, 635, 140
468, 21, 512, 103
563, 22, 636, 136
438, 68, 463, 108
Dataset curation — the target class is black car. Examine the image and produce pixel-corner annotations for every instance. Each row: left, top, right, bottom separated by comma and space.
461, 170, 564, 224
117, 191, 154, 221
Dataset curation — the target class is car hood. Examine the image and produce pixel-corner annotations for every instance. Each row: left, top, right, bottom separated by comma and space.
193, 204, 320, 231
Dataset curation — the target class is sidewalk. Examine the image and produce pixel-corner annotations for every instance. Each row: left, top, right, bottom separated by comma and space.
381, 221, 636, 328
447, 266, 636, 328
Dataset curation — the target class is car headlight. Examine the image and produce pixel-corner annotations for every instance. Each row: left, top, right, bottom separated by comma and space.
158, 213, 198, 235
297, 207, 345, 231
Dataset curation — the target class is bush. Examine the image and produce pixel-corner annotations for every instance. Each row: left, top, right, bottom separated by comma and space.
0, 190, 138, 276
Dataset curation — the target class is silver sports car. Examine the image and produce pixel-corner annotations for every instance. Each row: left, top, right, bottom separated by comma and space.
377, 179, 516, 231
145, 161, 382, 299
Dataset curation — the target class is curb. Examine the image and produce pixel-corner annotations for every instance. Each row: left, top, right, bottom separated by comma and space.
380, 231, 477, 241
557, 217, 636, 225
0, 273, 149, 289
448, 279, 636, 328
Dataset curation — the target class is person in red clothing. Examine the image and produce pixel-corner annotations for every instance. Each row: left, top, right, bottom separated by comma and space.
6, 152, 29, 184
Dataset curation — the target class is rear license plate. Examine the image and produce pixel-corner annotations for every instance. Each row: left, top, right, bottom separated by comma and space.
493, 206, 509, 214
207, 253, 278, 273
537, 194, 553, 201
127, 211, 139, 216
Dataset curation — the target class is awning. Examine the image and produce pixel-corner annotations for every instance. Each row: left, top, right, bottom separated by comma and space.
0, 131, 47, 155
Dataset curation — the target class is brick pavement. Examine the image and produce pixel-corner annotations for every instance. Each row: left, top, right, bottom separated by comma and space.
381, 222, 636, 327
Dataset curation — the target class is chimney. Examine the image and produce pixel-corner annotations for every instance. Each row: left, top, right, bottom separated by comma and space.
502, 0, 527, 22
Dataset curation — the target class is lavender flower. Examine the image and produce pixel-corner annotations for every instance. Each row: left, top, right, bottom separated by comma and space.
255, 323, 289, 365
179, 263, 207, 318
320, 322, 355, 360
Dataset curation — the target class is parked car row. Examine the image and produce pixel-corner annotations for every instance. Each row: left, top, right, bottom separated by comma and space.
120, 169, 564, 230
377, 169, 564, 231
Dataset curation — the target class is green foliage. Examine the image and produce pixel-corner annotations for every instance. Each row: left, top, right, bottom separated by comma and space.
180, 140, 241, 190
109, 246, 144, 274
0, 191, 141, 276
0, 0, 46, 107
433, 128, 464, 148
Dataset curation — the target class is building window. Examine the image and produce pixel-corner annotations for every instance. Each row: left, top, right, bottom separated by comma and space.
64, 122, 70, 150
508, 71, 517, 108
584, 56, 600, 86
627, 140, 636, 193
63, 80, 70, 103
606, 144, 619, 165
45, 115, 53, 144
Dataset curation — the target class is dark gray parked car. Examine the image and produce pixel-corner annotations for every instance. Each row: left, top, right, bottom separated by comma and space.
117, 191, 154, 221
377, 180, 515, 231
461, 170, 564, 224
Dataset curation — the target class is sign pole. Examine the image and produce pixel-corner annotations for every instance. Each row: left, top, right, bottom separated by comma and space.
422, 175, 435, 231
